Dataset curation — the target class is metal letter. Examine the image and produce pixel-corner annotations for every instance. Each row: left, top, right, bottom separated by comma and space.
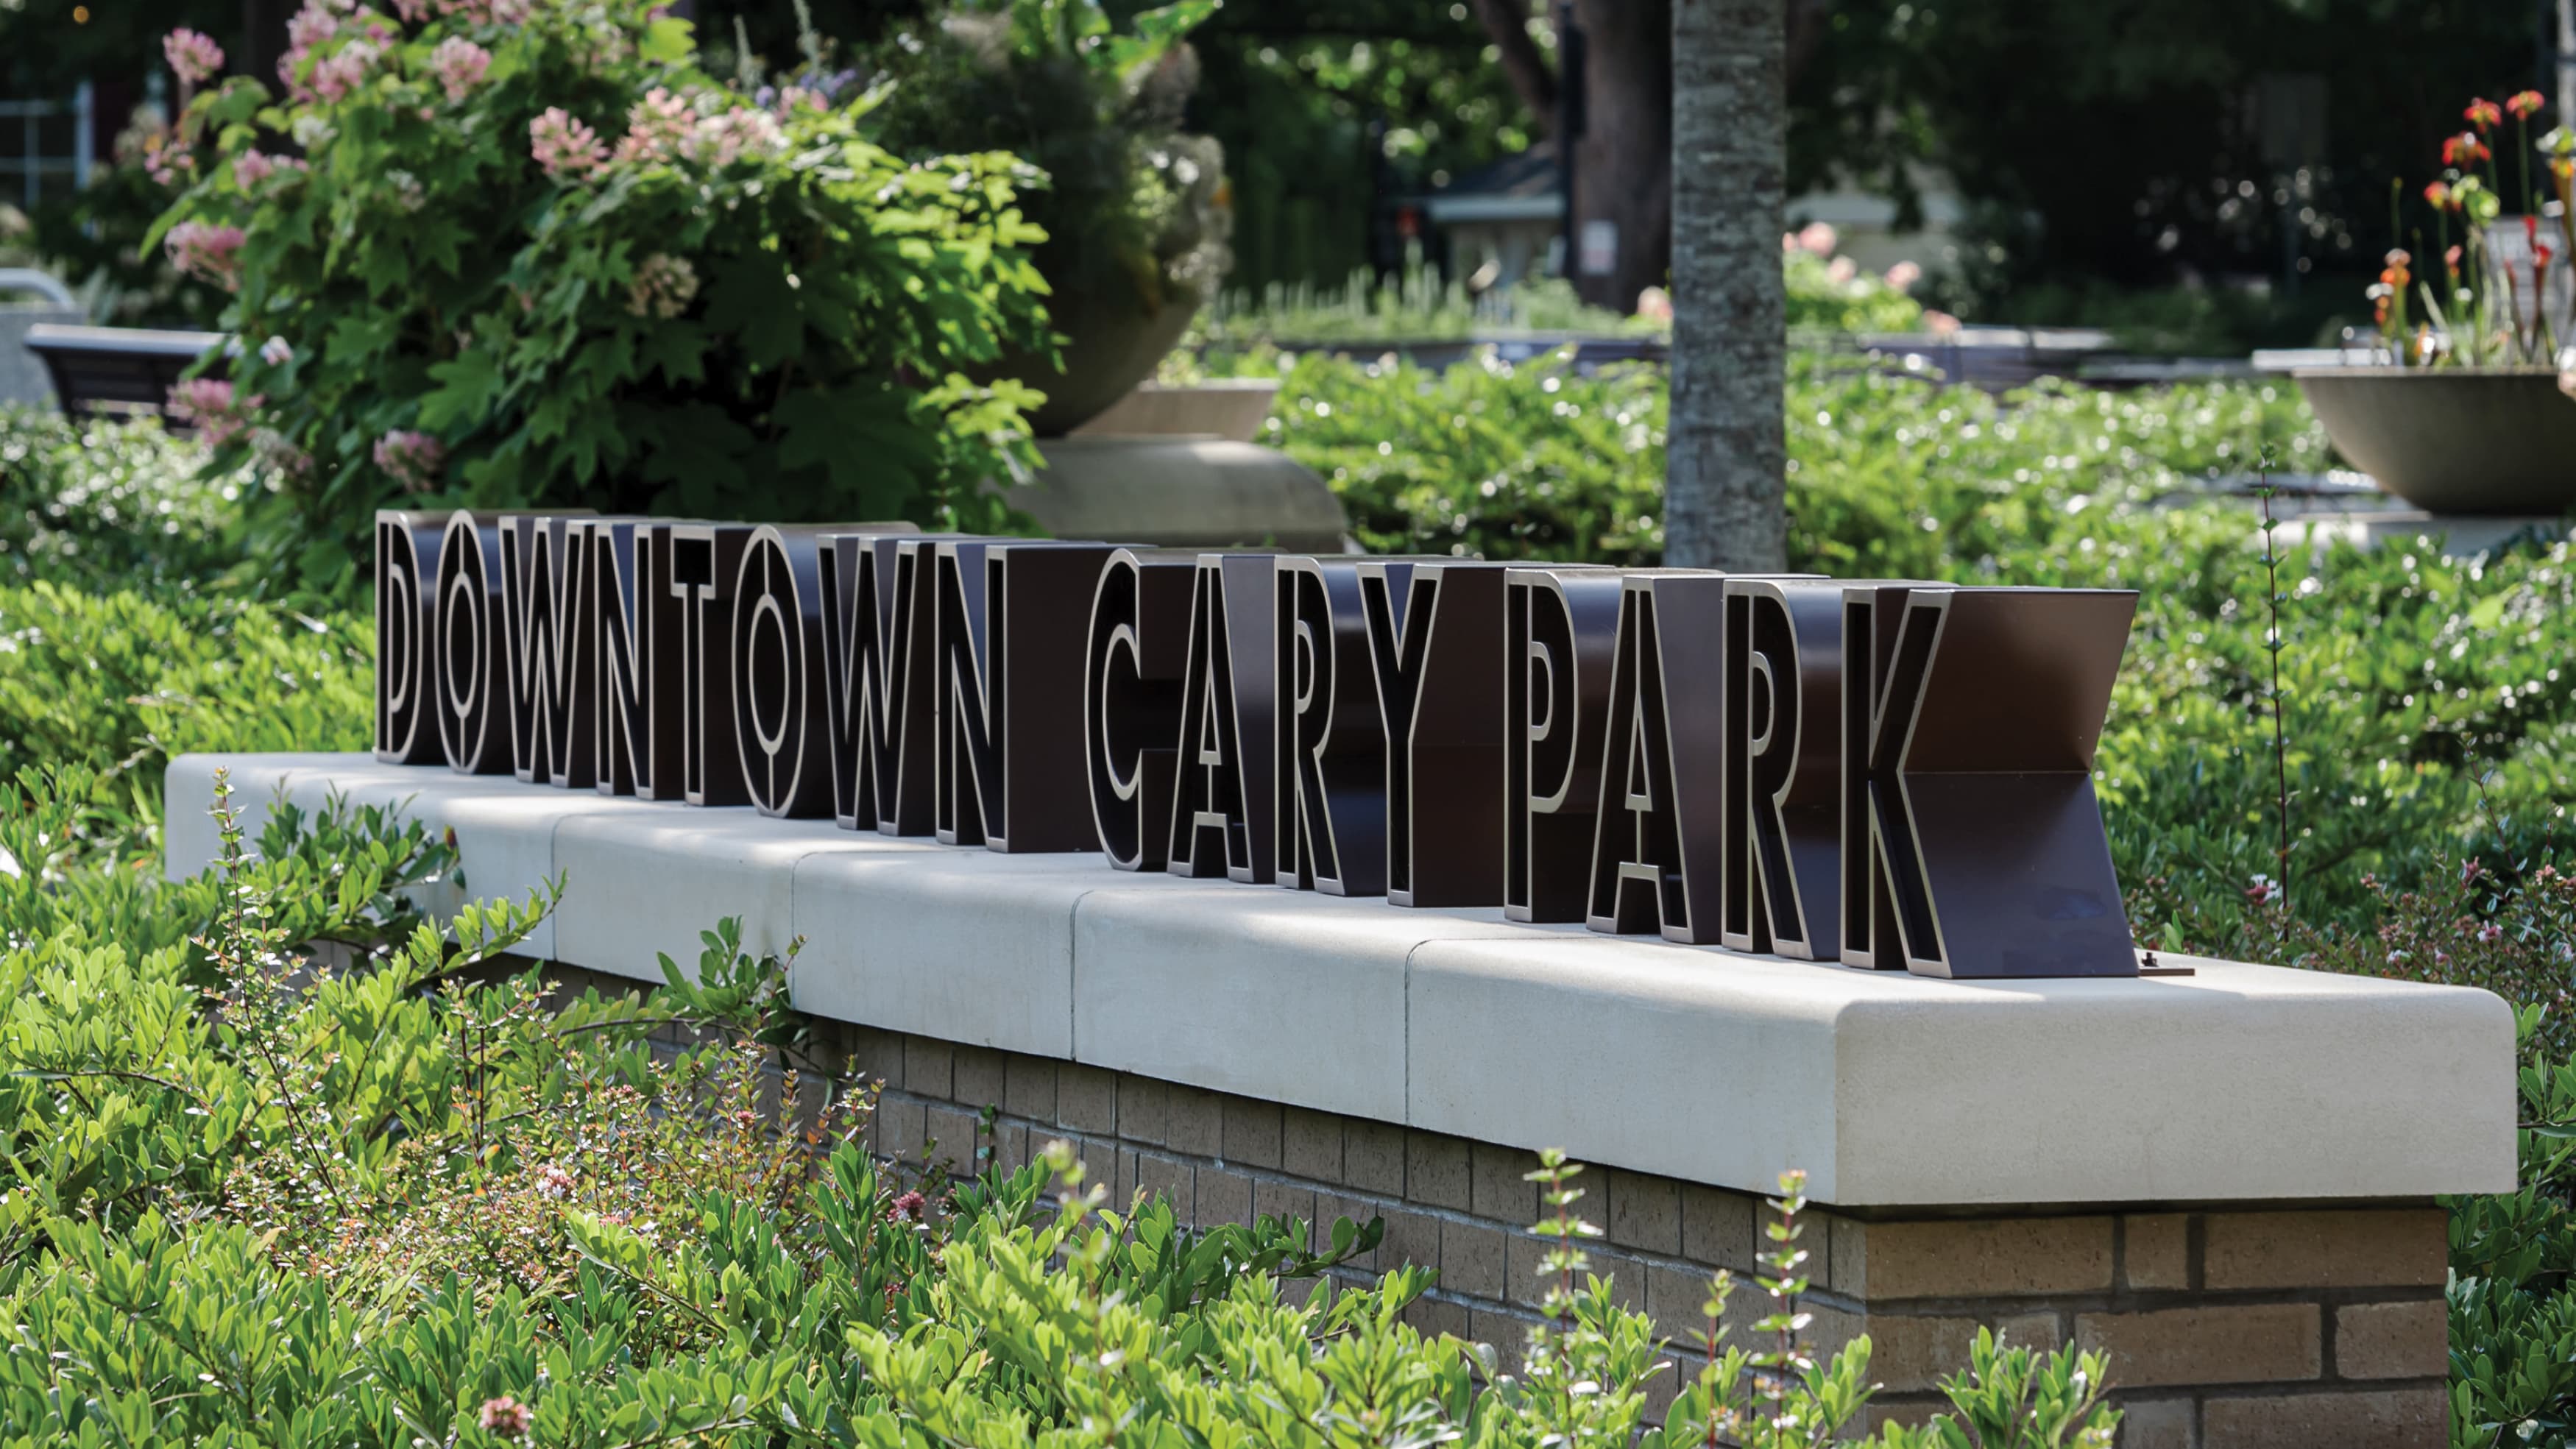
1169, 553, 1278, 883
1274, 557, 1386, 896
1720, 578, 1847, 960
669, 525, 752, 807
1504, 567, 1621, 922
374, 509, 447, 765
1839, 585, 2142, 978
1086, 548, 1196, 871
1359, 560, 1511, 907
933, 539, 1117, 852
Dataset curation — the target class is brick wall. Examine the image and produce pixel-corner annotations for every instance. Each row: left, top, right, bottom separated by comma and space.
586, 969, 2445, 1449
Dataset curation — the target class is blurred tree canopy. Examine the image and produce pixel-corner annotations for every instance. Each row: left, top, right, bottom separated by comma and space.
3, 0, 2551, 321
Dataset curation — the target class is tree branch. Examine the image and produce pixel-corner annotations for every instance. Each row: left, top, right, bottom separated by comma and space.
1468, 0, 1559, 132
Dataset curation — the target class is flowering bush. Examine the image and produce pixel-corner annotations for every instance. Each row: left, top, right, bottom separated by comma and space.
2381, 89, 2571, 366
150, 0, 1052, 595
1781, 221, 1931, 334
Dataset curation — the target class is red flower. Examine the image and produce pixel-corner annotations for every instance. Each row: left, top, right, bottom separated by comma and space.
888, 1189, 927, 1222
478, 1398, 532, 1441
2424, 180, 2452, 208
2446, 244, 2464, 276
2510, 90, 2547, 121
2445, 132, 2494, 166
2466, 97, 2504, 131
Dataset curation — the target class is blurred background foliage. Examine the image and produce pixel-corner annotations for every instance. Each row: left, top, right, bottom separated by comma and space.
3, 0, 2551, 345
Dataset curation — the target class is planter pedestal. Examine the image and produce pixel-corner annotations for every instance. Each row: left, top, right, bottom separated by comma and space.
1019, 436, 1348, 553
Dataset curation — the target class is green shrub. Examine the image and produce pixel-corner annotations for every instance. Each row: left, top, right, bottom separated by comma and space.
0, 407, 239, 591
0, 583, 372, 861
150, 0, 1052, 597
0, 772, 2119, 1447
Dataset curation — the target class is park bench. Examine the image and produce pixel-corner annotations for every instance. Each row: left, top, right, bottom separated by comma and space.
20, 322, 229, 428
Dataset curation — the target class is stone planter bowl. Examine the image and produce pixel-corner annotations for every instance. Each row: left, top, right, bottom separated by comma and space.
1071, 379, 1281, 442
2293, 367, 2576, 514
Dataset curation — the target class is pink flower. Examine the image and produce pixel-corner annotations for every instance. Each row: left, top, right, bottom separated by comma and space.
163, 28, 225, 87
1883, 260, 1923, 292
2245, 874, 2280, 907
613, 87, 694, 165
1826, 255, 1858, 284
684, 107, 787, 168
626, 253, 700, 319
1922, 309, 1963, 336
2477, 921, 2505, 944
260, 335, 293, 365
310, 42, 378, 103
233, 150, 277, 187
391, 0, 430, 19
1633, 286, 1671, 323
534, 1163, 575, 1199
428, 37, 490, 102
888, 1189, 928, 1222
477, 1397, 531, 1440
164, 221, 247, 288
529, 107, 606, 180
286, 3, 338, 52
372, 428, 447, 492
1796, 220, 1838, 257
166, 378, 263, 447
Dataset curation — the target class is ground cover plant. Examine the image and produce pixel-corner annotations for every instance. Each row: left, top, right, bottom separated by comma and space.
0, 765, 2121, 1447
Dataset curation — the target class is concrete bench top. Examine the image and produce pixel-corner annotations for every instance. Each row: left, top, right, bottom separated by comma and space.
166, 753, 2516, 1209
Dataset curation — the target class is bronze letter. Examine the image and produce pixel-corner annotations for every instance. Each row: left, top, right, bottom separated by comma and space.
1274, 557, 1386, 896
933, 539, 1117, 852
1720, 578, 1847, 960
1169, 553, 1278, 883
1086, 549, 1196, 871
1504, 567, 1622, 922
1839, 585, 2141, 978
374, 510, 446, 765
1359, 560, 1511, 907
669, 525, 752, 807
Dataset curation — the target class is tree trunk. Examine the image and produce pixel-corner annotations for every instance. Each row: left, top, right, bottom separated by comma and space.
1568, 0, 1671, 313
1468, 0, 1558, 129
1666, 0, 1786, 572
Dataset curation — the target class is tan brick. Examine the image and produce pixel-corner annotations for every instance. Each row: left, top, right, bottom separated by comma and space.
1002, 1056, 1057, 1122
1607, 1170, 1683, 1255
1847, 1216, 2115, 1300
1255, 1180, 1319, 1248
1470, 1309, 1530, 1373
2124, 1214, 2193, 1292
2203, 1210, 2446, 1292
1119, 1074, 1169, 1147
1645, 1262, 1726, 1343
1198, 1164, 1253, 1227
1408, 1131, 1473, 1211
1507, 1228, 1549, 1310
1401, 1294, 1470, 1340
2116, 1396, 2195, 1449
924, 1103, 980, 1172
1681, 1184, 1757, 1270
1345, 1119, 1406, 1194
2335, 1300, 2446, 1381
2076, 1305, 2321, 1389
1167, 1085, 1224, 1155
1442, 1219, 1510, 1300
1863, 1311, 2062, 1393
1282, 1107, 1342, 1182
1471, 1141, 1541, 1226
1056, 1064, 1117, 1134
2202, 1389, 2441, 1449
1222, 1097, 1284, 1169
951, 1046, 1007, 1108
1130, 1149, 1194, 1219
903, 1038, 953, 1099
1379, 1205, 1442, 1276
994, 1120, 1032, 1177
1587, 1248, 1647, 1314
876, 1095, 929, 1163
842, 1026, 904, 1088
